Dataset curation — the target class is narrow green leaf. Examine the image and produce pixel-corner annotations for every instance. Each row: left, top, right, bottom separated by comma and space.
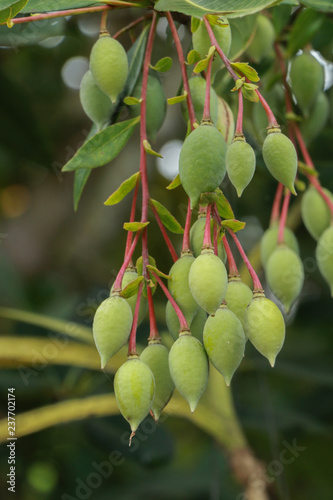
62, 117, 140, 172
74, 168, 91, 212
150, 56, 173, 72
191, 16, 201, 32
215, 189, 235, 219
301, 0, 333, 12
146, 265, 171, 280
143, 139, 163, 157
231, 62, 260, 82
187, 49, 201, 65
123, 221, 149, 231
123, 96, 142, 106
287, 8, 324, 57
154, 0, 284, 19
221, 219, 245, 232
136, 255, 156, 276
231, 78, 245, 91
0, 0, 28, 25
298, 161, 319, 177
167, 92, 187, 105
120, 276, 144, 299
166, 174, 182, 190
104, 172, 140, 206
150, 199, 184, 234
20, 0, 147, 13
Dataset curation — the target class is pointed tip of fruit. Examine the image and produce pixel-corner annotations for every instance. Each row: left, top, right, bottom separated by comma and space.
268, 355, 276, 368
283, 303, 291, 314
289, 184, 297, 196
189, 399, 199, 413
236, 188, 244, 198
151, 409, 160, 422
224, 374, 232, 386
129, 430, 136, 447
100, 355, 108, 370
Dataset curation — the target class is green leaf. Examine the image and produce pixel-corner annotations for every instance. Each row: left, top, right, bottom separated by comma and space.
191, 16, 201, 32
194, 57, 209, 73
74, 168, 91, 212
123, 221, 149, 231
0, 0, 28, 25
187, 49, 201, 65
215, 189, 234, 219
154, 0, 284, 19
287, 8, 324, 57
146, 265, 171, 280
150, 56, 173, 72
166, 173, 182, 190
242, 85, 259, 102
301, 0, 333, 12
230, 62, 260, 82
221, 219, 245, 232
298, 161, 319, 177
150, 199, 184, 234
143, 139, 163, 157
271, 5, 293, 35
120, 276, 144, 299
0, 16, 65, 47
136, 255, 156, 276
104, 172, 140, 206
123, 96, 142, 105
62, 117, 140, 172
20, 0, 145, 13
167, 92, 187, 105
228, 15, 257, 61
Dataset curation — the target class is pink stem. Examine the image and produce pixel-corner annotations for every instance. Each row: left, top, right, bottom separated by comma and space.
124, 178, 140, 262
114, 231, 141, 291
222, 235, 239, 276
227, 229, 263, 291
150, 202, 178, 263
270, 183, 284, 226
182, 199, 192, 253
256, 90, 279, 128
235, 89, 244, 135
203, 204, 212, 247
202, 57, 213, 121
139, 13, 157, 276
127, 282, 144, 356
203, 17, 238, 81
146, 285, 160, 341
278, 190, 291, 245
8, 4, 137, 25
113, 14, 152, 39
213, 222, 219, 256
166, 12, 196, 129
152, 273, 189, 330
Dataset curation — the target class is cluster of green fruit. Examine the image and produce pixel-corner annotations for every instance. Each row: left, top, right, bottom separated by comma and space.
83, 15, 333, 442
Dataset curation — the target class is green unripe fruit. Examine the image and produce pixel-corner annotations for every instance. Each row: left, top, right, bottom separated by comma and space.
111, 268, 148, 326
179, 124, 227, 209
203, 303, 246, 385
79, 70, 113, 130
168, 333, 209, 412
93, 294, 133, 369
246, 14, 275, 63
289, 52, 324, 116
224, 276, 253, 328
244, 292, 285, 367
190, 216, 226, 262
316, 225, 333, 295
114, 356, 155, 437
260, 225, 299, 268
90, 34, 128, 103
181, 76, 219, 125
165, 300, 207, 342
266, 245, 304, 313
192, 18, 232, 81
129, 74, 166, 139
301, 187, 333, 241
262, 128, 297, 194
140, 342, 175, 421
216, 97, 235, 146
188, 249, 228, 315
300, 92, 329, 146
226, 137, 256, 197
168, 253, 199, 325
